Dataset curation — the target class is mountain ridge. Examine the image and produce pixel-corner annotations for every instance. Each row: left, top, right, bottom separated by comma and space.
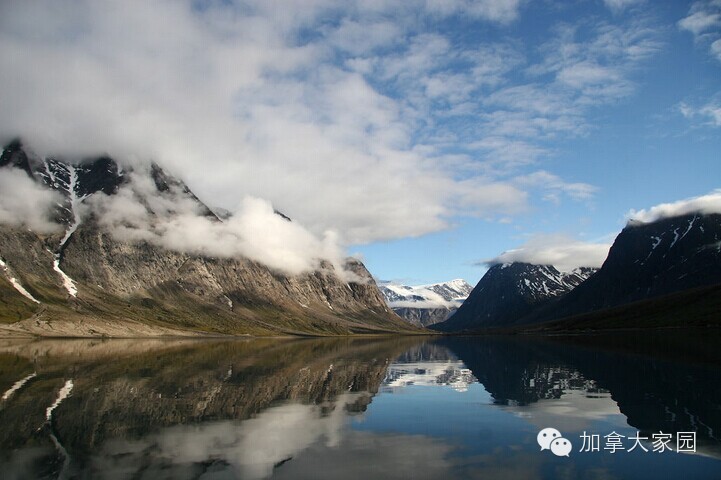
0, 140, 416, 336
523, 212, 721, 325
437, 212, 721, 333
379, 279, 472, 327
433, 263, 596, 332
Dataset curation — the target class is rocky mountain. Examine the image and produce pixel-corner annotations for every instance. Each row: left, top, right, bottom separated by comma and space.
379, 279, 473, 327
525, 212, 721, 325
433, 263, 596, 332
438, 212, 721, 332
0, 140, 414, 336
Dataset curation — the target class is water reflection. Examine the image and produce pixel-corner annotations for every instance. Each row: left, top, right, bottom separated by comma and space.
382, 343, 476, 392
0, 332, 719, 479
441, 334, 721, 457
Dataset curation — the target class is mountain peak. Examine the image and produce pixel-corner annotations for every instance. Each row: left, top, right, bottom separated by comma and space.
0, 140, 412, 336
533, 212, 721, 323
434, 262, 596, 332
379, 279, 473, 327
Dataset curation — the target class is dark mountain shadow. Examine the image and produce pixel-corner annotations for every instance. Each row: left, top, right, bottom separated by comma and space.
438, 332, 721, 456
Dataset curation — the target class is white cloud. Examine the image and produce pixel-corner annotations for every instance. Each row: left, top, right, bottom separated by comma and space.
557, 62, 625, 90
0, 168, 62, 234
627, 190, 721, 224
679, 10, 721, 35
603, 0, 646, 14
701, 102, 721, 125
678, 1, 721, 63
677, 99, 721, 127
325, 19, 402, 55
0, 1, 538, 247
0, 0, 631, 250
531, 20, 661, 105
468, 135, 550, 171
453, 179, 528, 217
424, 0, 522, 24
86, 169, 350, 277
486, 234, 612, 271
514, 170, 597, 203
712, 38, 721, 61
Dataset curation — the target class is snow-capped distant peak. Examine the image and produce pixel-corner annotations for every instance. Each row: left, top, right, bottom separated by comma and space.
379, 279, 473, 309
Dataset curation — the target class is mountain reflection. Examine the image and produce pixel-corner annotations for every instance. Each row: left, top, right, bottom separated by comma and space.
0, 331, 719, 479
382, 342, 476, 392
0, 337, 418, 479
441, 333, 721, 457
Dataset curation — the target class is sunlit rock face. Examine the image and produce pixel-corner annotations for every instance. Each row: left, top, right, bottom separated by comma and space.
0, 141, 411, 336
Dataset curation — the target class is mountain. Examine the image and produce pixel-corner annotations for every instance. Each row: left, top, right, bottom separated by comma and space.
524, 212, 721, 326
433, 263, 596, 332
379, 279, 473, 327
440, 212, 721, 333
0, 140, 414, 336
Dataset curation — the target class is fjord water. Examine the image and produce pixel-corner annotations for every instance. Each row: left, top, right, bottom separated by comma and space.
1, 333, 720, 479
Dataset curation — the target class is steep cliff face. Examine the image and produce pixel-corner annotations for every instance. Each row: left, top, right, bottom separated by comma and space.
0, 141, 411, 336
390, 307, 456, 327
526, 212, 721, 325
434, 263, 595, 331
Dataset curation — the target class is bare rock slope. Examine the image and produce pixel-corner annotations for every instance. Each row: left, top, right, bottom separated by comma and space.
0, 141, 412, 336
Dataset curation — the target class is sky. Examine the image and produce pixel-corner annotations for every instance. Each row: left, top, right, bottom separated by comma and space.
0, 0, 720, 286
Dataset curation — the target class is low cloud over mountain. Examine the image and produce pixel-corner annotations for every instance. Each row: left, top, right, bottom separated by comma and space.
483, 234, 611, 272
627, 190, 721, 224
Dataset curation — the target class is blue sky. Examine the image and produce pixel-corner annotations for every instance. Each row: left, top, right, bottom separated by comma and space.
1, 0, 720, 285
352, 0, 721, 285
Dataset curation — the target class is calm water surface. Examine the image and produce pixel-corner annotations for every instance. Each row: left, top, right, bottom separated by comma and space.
1, 332, 720, 479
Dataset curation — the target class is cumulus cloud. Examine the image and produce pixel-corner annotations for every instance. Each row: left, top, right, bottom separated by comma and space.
86, 168, 348, 277
0, 168, 62, 234
627, 190, 721, 224
0, 0, 643, 249
485, 234, 612, 271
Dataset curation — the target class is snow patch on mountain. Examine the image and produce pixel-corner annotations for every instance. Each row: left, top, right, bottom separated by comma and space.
57, 164, 86, 248
52, 256, 77, 298
513, 264, 596, 301
0, 257, 41, 303
48, 163, 84, 298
